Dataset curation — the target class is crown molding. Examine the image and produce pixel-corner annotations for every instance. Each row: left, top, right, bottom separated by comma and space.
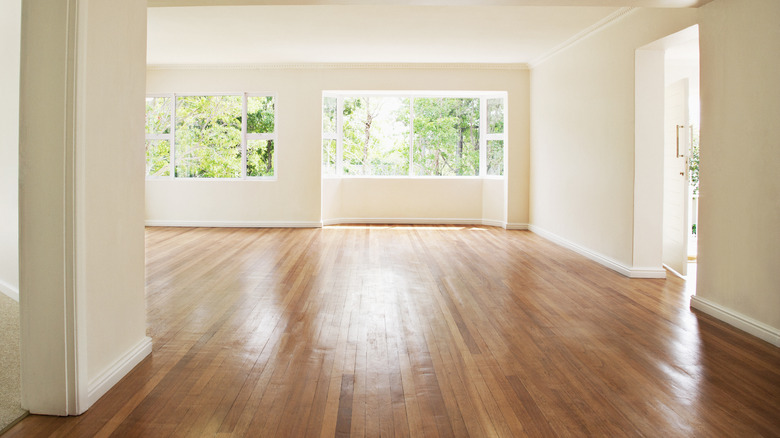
146, 62, 530, 71
529, 7, 637, 69
148, 1, 712, 6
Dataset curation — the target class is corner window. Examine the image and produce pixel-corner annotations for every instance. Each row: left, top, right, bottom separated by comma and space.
322, 92, 506, 177
145, 93, 277, 179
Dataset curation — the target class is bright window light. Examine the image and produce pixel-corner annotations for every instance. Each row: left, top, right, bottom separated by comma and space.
145, 93, 277, 179
323, 91, 507, 178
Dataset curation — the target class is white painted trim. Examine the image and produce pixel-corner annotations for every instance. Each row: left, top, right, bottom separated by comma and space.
322, 218, 505, 227
481, 219, 506, 229
630, 267, 667, 279
529, 225, 632, 276
691, 296, 780, 347
147, 62, 529, 71
505, 222, 529, 230
146, 218, 519, 229
145, 220, 323, 228
663, 263, 685, 279
85, 336, 153, 410
529, 7, 637, 68
528, 225, 665, 278
0, 278, 19, 302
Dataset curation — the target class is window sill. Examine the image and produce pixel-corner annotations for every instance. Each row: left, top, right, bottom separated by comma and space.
145, 177, 278, 181
322, 175, 504, 180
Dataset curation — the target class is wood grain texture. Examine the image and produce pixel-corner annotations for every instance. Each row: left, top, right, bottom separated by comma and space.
6, 226, 780, 437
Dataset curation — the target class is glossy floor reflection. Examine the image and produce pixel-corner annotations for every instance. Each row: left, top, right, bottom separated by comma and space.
6, 226, 780, 437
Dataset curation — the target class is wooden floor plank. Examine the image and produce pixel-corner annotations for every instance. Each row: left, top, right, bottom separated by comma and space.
5, 226, 779, 437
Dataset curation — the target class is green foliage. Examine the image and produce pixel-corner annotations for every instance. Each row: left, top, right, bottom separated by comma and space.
145, 140, 170, 177
246, 97, 276, 177
486, 140, 504, 176
341, 97, 410, 176
413, 98, 480, 176
487, 98, 504, 134
145, 97, 171, 135
247, 96, 275, 134
155, 95, 276, 178
175, 96, 242, 178
689, 128, 700, 196
322, 95, 505, 177
322, 97, 337, 134
145, 97, 173, 177
322, 139, 337, 175
247, 140, 274, 177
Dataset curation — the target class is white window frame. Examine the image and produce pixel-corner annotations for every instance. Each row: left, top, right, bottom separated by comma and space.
322, 91, 507, 178
145, 94, 176, 178
483, 96, 508, 179
321, 95, 340, 175
145, 92, 278, 180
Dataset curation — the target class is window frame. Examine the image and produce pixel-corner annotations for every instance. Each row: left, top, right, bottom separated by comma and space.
145, 92, 278, 180
322, 91, 507, 179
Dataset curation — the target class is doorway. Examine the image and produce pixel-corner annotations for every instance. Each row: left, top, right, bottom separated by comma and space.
662, 32, 700, 287
633, 24, 700, 287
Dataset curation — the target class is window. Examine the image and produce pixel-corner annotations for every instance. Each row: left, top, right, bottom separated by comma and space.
145, 93, 277, 179
145, 96, 172, 177
485, 98, 505, 176
323, 92, 506, 177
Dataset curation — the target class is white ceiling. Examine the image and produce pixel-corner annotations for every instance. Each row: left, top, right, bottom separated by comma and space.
146, 4, 700, 65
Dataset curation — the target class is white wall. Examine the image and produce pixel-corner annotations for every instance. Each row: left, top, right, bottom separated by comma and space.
482, 178, 506, 226
0, 0, 21, 301
19, 0, 149, 414
529, 8, 697, 271
693, 0, 780, 342
324, 177, 483, 223
146, 66, 529, 228
77, 0, 151, 406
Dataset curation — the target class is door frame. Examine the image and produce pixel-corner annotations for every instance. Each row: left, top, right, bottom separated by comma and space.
633, 24, 699, 278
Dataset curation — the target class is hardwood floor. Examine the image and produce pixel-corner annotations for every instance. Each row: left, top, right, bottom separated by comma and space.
5, 226, 780, 437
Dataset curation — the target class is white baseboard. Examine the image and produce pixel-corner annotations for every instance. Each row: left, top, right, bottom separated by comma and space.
322, 217, 501, 227
663, 263, 685, 279
85, 336, 153, 410
505, 222, 530, 230
481, 219, 507, 228
629, 267, 667, 279
146, 218, 519, 230
0, 278, 19, 302
691, 296, 780, 347
528, 225, 665, 278
145, 220, 322, 228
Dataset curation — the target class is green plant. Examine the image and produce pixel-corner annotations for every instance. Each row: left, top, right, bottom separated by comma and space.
689, 128, 700, 196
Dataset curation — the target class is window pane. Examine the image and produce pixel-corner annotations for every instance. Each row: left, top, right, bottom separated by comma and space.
486, 140, 504, 176
145, 96, 171, 135
145, 139, 170, 177
247, 96, 275, 134
342, 97, 410, 176
323, 97, 337, 134
487, 98, 504, 134
322, 139, 337, 175
247, 139, 274, 177
413, 98, 480, 176
175, 95, 242, 178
